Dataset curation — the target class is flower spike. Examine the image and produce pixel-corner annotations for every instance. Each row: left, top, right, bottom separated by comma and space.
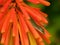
0, 0, 51, 45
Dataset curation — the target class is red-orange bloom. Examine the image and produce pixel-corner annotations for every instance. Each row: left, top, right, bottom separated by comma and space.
0, 0, 51, 45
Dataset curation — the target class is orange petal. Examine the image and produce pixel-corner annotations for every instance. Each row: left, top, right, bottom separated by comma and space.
25, 19, 42, 42
38, 0, 50, 6
18, 11, 29, 45
36, 28, 51, 44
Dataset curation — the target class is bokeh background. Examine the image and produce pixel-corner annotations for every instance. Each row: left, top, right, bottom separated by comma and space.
43, 0, 60, 45
46, 0, 60, 45
25, 0, 60, 45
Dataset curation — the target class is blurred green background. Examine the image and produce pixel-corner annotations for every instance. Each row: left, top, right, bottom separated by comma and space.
44, 0, 60, 45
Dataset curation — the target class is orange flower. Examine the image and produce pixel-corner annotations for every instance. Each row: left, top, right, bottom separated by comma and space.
0, 0, 51, 45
